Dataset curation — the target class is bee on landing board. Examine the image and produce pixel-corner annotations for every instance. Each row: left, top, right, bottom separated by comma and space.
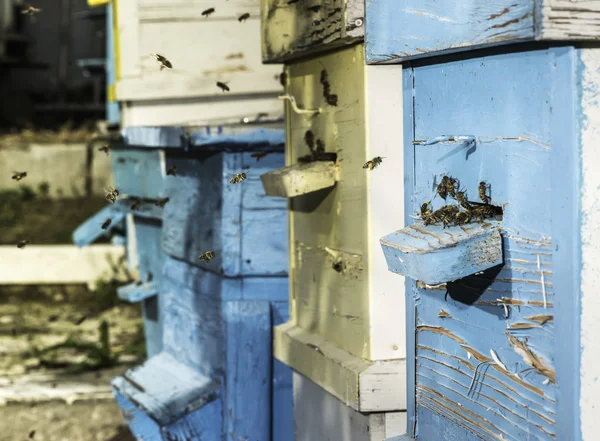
478, 181, 490, 204
154, 197, 170, 208
363, 156, 384, 171
455, 191, 472, 210
455, 210, 471, 226
12, 171, 27, 181
216, 81, 230, 92
101, 218, 112, 230
167, 165, 177, 176
238, 13, 250, 22
251, 152, 268, 162
17, 240, 30, 249
198, 251, 216, 262
202, 7, 215, 17
230, 173, 247, 184
104, 187, 119, 204
98, 145, 110, 155
150, 53, 172, 71
420, 201, 431, 218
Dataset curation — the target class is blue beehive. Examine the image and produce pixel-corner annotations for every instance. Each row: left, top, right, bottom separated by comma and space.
366, 4, 600, 440
104, 126, 294, 441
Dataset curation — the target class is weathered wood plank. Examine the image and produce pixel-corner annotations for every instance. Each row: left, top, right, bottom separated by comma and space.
273, 322, 406, 412
260, 161, 338, 197
380, 223, 503, 285
260, 0, 364, 63
0, 245, 127, 285
224, 301, 272, 441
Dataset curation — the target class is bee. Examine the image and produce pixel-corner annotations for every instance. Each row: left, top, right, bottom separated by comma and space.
315, 139, 325, 154
447, 176, 458, 198
478, 181, 490, 204
455, 191, 472, 210
320, 70, 328, 85
167, 165, 177, 176
216, 81, 230, 92
147, 272, 153, 283
472, 205, 497, 222
420, 201, 432, 218
439, 205, 459, 228
198, 251, 216, 262
150, 53, 172, 71
12, 171, 27, 181
455, 210, 471, 225
17, 240, 30, 249
363, 156, 384, 171
251, 152, 268, 162
279, 72, 287, 87
154, 197, 170, 208
104, 187, 119, 204
304, 130, 315, 150
230, 172, 247, 184
101, 218, 112, 230
131, 199, 142, 211
436, 176, 449, 200
238, 12, 250, 22
22, 6, 41, 15
201, 7, 215, 17
326, 94, 338, 106
28, 430, 36, 439
98, 144, 110, 155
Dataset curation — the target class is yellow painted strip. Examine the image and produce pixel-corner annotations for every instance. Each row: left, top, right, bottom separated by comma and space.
107, 84, 116, 103
87, 0, 109, 7
112, 0, 121, 82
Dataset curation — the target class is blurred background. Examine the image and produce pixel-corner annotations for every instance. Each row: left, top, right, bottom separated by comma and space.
0, 0, 142, 439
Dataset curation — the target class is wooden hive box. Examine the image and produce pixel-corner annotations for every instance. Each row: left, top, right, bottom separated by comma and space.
380, 44, 600, 441
260, 42, 409, 440
108, 126, 295, 441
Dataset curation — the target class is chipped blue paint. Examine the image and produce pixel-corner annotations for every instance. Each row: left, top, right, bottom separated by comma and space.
111, 149, 166, 199
121, 126, 188, 148
381, 223, 503, 285
117, 281, 159, 303
413, 135, 475, 146
384, 48, 585, 440
190, 127, 285, 152
365, 0, 535, 64
72, 204, 125, 247
225, 301, 272, 441
162, 152, 288, 276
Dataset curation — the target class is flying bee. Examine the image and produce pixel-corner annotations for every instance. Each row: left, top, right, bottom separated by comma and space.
12, 171, 27, 181
167, 165, 177, 176
22, 6, 41, 16
154, 197, 170, 208
238, 12, 250, 22
28, 429, 36, 439
216, 81, 230, 92
101, 218, 112, 230
201, 7, 215, 17
17, 240, 30, 249
478, 181, 490, 204
363, 156, 384, 171
455, 210, 471, 225
198, 251, 216, 262
150, 53, 172, 71
230, 172, 247, 184
455, 191, 472, 210
104, 186, 119, 203
98, 144, 110, 155
251, 152, 268, 162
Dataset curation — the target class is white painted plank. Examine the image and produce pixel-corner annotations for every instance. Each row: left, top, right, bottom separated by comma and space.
0, 245, 127, 284
360, 361, 407, 412
260, 161, 338, 197
579, 48, 600, 441
364, 64, 406, 361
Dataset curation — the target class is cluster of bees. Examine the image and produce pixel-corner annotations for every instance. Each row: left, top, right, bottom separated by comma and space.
420, 177, 500, 228
150, 7, 251, 93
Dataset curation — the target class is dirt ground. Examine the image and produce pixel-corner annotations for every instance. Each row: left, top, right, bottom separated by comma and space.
0, 283, 144, 441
